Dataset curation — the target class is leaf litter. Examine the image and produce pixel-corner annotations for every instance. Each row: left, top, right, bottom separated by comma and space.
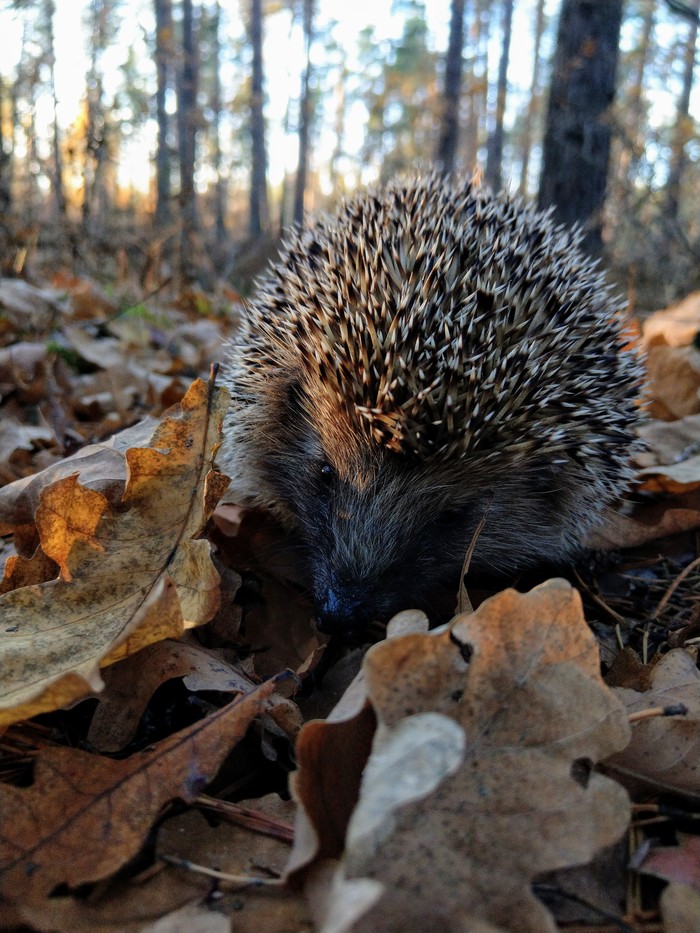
4, 279, 700, 931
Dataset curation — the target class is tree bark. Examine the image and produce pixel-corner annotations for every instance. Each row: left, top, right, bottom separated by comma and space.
210, 0, 226, 244
293, 0, 314, 227
248, 0, 269, 237
82, 0, 110, 238
518, 0, 546, 195
463, 0, 489, 171
537, 0, 624, 254
665, 0, 700, 220
154, 0, 174, 232
435, 0, 466, 174
176, 0, 199, 283
44, 0, 67, 221
485, 0, 514, 192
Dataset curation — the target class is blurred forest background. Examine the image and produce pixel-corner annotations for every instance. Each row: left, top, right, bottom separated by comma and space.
0, 0, 699, 309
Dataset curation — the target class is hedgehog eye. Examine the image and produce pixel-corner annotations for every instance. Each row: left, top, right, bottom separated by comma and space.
320, 462, 336, 484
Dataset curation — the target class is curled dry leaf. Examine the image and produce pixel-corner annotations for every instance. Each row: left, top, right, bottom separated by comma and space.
0, 378, 230, 726
637, 413, 700, 468
607, 648, 700, 798
0, 415, 159, 533
86, 637, 255, 752
0, 678, 278, 903
292, 579, 632, 933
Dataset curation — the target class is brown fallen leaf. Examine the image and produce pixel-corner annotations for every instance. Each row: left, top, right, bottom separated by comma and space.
292, 579, 632, 933
644, 343, 700, 421
86, 637, 286, 753
7, 868, 204, 933
0, 415, 159, 533
0, 678, 278, 902
607, 648, 700, 798
0, 378, 229, 726
585, 500, 700, 550
643, 291, 700, 348
0, 278, 67, 331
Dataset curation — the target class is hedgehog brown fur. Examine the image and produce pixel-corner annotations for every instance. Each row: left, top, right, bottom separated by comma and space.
221, 175, 643, 638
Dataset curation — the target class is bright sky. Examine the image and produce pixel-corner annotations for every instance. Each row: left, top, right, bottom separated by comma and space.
2, 0, 696, 197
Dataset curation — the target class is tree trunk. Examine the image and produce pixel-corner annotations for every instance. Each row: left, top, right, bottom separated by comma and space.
210, 0, 226, 245
328, 61, 348, 193
518, 0, 546, 195
176, 0, 199, 284
435, 0, 466, 174
248, 0, 269, 237
154, 0, 174, 232
44, 0, 67, 222
665, 0, 700, 221
293, 0, 314, 226
463, 0, 489, 171
485, 0, 514, 192
537, 0, 624, 254
611, 0, 654, 200
82, 0, 110, 238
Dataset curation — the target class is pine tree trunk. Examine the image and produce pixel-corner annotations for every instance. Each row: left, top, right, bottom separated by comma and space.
463, 0, 488, 171
328, 61, 348, 193
210, 0, 226, 245
82, 0, 112, 239
435, 0, 466, 174
665, 0, 699, 221
518, 0, 545, 195
176, 0, 199, 283
485, 0, 514, 192
249, 0, 269, 237
293, 0, 314, 226
44, 0, 67, 222
537, 0, 624, 254
611, 0, 654, 201
154, 0, 173, 232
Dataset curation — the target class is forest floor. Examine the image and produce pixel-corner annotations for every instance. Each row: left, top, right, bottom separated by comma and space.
2, 273, 700, 933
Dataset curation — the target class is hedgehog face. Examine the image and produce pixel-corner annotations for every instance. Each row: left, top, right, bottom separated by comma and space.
256, 391, 587, 639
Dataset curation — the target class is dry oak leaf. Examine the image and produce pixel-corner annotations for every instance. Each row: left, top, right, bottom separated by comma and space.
10, 860, 207, 933
606, 648, 700, 798
0, 678, 278, 903
0, 378, 230, 727
294, 579, 632, 933
0, 415, 160, 533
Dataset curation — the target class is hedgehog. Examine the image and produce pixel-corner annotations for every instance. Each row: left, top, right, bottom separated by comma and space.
220, 175, 643, 639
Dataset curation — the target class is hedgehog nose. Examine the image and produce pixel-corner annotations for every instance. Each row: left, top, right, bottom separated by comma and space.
315, 586, 366, 639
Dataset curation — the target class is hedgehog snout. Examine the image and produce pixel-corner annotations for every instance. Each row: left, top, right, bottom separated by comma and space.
314, 580, 369, 640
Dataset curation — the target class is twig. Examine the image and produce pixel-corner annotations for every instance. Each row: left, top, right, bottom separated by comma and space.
651, 554, 700, 621
193, 794, 295, 844
160, 854, 284, 887
573, 571, 627, 626
628, 703, 688, 723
